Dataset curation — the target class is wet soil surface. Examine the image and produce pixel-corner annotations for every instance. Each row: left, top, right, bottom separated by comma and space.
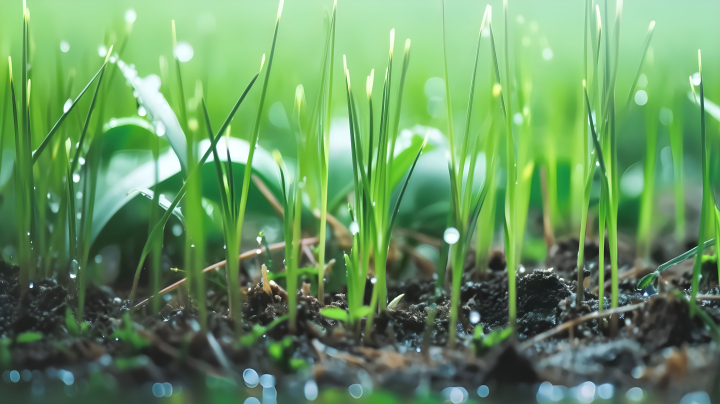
1, 239, 719, 403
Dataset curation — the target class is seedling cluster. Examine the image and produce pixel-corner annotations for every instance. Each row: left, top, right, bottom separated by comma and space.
0, 0, 718, 361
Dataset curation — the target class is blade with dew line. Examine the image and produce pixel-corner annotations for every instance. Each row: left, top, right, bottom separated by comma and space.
624, 21, 656, 107
32, 59, 111, 165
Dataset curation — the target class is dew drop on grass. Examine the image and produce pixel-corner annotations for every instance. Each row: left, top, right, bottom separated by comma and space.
634, 90, 648, 106
72, 173, 80, 183
542, 48, 554, 60
60, 41, 70, 53
443, 227, 460, 245
124, 9, 137, 24
174, 42, 194, 63
70, 260, 79, 279
172, 224, 183, 237
78, 157, 85, 166
138, 106, 147, 117
63, 99, 72, 113
349, 221, 360, 235
469, 311, 480, 324
513, 112, 523, 125
692, 72, 701, 86
76, 191, 82, 200
98, 45, 108, 58
155, 121, 166, 136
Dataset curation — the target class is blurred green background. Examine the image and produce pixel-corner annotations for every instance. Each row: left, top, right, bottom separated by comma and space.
0, 0, 717, 285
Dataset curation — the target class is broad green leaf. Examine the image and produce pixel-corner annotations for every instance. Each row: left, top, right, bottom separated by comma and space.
116, 59, 188, 174
320, 307, 349, 323
128, 188, 185, 225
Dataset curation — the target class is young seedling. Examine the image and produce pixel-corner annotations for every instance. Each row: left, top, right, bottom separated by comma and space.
688, 50, 715, 305
341, 30, 424, 342
442, 3, 498, 347
316, 0, 337, 305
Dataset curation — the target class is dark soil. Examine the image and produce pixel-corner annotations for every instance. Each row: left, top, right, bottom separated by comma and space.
1, 238, 719, 403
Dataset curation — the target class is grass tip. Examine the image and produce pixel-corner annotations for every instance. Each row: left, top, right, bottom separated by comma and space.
366, 69, 375, 99
596, 5, 602, 29
104, 45, 114, 64
582, 79, 587, 88
277, 0, 284, 21
390, 29, 396, 57
648, 20, 655, 31
65, 138, 72, 156
698, 49, 702, 72
272, 149, 283, 167
171, 20, 177, 48
405, 38, 411, 54
260, 53, 266, 72
7, 56, 12, 82
295, 84, 305, 109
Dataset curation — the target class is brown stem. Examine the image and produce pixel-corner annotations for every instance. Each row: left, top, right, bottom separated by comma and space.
132, 237, 318, 310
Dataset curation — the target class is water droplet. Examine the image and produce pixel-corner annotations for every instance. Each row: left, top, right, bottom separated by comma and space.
659, 108, 673, 126
542, 48, 554, 60
304, 380, 318, 401
76, 213, 82, 220
348, 384, 363, 399
29, 281, 34, 289
125, 9, 137, 24
259, 374, 275, 388
63, 99, 72, 113
78, 157, 85, 166
97, 45, 108, 57
634, 90, 648, 106
477, 385, 489, 398
243, 369, 259, 388
155, 121, 166, 136
349, 221, 360, 235
60, 41, 70, 53
75, 191, 82, 199
513, 112, 523, 125
256, 249, 262, 254
70, 260, 79, 279
256, 236, 263, 243
138, 106, 147, 117
174, 42, 194, 63
625, 387, 643, 402
597, 383, 614, 400
443, 227, 460, 245
692, 72, 702, 86
370, 277, 377, 285
469, 311, 480, 324
72, 173, 80, 183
